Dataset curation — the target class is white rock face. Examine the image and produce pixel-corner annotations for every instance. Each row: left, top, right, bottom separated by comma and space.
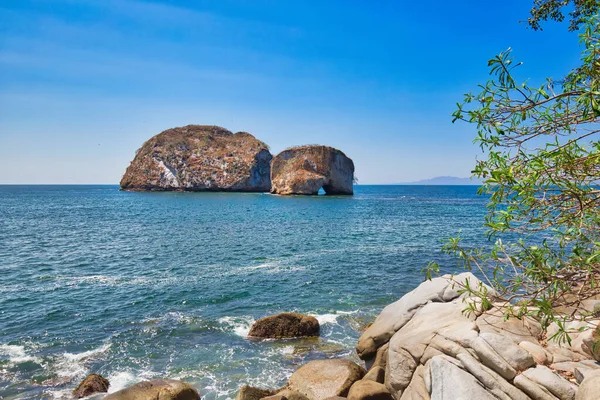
428, 356, 496, 400
357, 272, 495, 359
351, 272, 600, 400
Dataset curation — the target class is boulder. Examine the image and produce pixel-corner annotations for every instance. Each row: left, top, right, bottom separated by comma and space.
476, 308, 542, 344
287, 359, 365, 400
248, 313, 319, 339
519, 341, 553, 365
120, 125, 272, 192
72, 374, 110, 398
270, 146, 354, 195
428, 356, 497, 400
263, 390, 308, 400
347, 380, 393, 400
104, 379, 200, 400
479, 332, 535, 371
357, 273, 492, 359
385, 300, 477, 395
576, 369, 600, 400
513, 374, 558, 400
363, 366, 385, 384
235, 385, 276, 400
522, 365, 577, 400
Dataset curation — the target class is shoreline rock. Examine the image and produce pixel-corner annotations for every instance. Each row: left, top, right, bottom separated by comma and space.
104, 379, 200, 400
237, 273, 600, 400
73, 373, 109, 398
248, 313, 320, 339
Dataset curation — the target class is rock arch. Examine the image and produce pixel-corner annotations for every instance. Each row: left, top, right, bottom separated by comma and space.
270, 145, 355, 195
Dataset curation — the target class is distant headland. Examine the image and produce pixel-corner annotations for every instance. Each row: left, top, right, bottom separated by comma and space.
402, 176, 482, 185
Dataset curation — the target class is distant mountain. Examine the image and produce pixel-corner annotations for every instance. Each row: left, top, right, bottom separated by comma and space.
404, 176, 482, 185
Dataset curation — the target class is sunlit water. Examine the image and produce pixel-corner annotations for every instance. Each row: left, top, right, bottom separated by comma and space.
0, 185, 488, 399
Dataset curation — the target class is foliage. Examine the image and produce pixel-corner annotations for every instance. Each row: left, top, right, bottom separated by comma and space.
425, 12, 600, 342
529, 0, 600, 31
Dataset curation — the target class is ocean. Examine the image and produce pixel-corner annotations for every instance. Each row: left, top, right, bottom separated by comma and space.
0, 185, 488, 399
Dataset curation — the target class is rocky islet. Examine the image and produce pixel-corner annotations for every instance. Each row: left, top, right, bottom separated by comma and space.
120, 125, 355, 196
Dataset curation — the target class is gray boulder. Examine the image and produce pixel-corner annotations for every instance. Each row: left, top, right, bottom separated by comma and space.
576, 369, 600, 400
522, 365, 577, 400
357, 273, 493, 359
428, 356, 497, 400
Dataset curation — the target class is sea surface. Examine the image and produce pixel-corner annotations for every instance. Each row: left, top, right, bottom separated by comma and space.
0, 185, 489, 399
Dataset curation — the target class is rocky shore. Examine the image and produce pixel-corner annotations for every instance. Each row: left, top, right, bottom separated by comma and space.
73, 273, 600, 399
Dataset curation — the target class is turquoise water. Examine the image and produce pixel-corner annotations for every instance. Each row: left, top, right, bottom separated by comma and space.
0, 185, 488, 399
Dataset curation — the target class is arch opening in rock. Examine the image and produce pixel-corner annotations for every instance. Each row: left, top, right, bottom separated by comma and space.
317, 187, 326, 196
270, 145, 355, 196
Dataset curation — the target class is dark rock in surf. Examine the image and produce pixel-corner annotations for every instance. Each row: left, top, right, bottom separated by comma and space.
248, 313, 320, 338
73, 374, 110, 398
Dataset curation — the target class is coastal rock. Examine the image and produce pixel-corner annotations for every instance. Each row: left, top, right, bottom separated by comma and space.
521, 365, 577, 400
287, 359, 365, 400
357, 272, 493, 360
576, 370, 600, 399
363, 366, 385, 384
120, 125, 272, 192
263, 389, 309, 400
104, 379, 200, 400
428, 356, 497, 400
270, 145, 354, 195
347, 380, 393, 400
248, 313, 319, 339
520, 341, 553, 365
235, 385, 276, 400
72, 374, 109, 398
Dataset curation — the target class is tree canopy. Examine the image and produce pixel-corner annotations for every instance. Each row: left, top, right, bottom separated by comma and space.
426, 4, 600, 343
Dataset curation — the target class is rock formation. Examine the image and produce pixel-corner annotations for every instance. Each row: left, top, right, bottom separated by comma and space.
248, 313, 320, 339
354, 272, 600, 400
270, 146, 354, 195
104, 379, 200, 400
237, 273, 600, 400
237, 359, 365, 400
72, 373, 109, 398
120, 125, 272, 192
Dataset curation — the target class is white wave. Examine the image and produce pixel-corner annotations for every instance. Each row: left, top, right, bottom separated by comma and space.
54, 343, 111, 379
106, 370, 155, 393
313, 313, 339, 325
218, 316, 255, 337
0, 344, 41, 365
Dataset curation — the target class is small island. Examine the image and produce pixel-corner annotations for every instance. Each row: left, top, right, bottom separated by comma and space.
120, 126, 355, 196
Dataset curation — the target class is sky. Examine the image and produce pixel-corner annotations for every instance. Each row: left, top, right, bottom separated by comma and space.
0, 0, 585, 184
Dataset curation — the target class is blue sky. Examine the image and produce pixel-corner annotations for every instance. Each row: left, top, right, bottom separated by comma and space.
0, 0, 583, 183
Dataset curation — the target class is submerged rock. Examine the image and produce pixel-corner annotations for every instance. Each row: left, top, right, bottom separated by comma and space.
72, 373, 109, 398
120, 125, 272, 192
270, 145, 354, 195
104, 379, 200, 400
248, 313, 320, 339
